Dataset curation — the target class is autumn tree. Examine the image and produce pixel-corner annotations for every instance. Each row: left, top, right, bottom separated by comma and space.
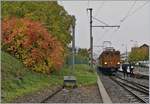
2, 18, 64, 74
1, 1, 74, 47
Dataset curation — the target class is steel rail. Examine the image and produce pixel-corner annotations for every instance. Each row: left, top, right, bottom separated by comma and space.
116, 76, 149, 92
40, 87, 63, 103
110, 77, 148, 103
115, 77, 149, 95
119, 76, 149, 89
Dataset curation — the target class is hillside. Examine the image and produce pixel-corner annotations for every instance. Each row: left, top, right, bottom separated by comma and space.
1, 51, 97, 102
1, 51, 62, 102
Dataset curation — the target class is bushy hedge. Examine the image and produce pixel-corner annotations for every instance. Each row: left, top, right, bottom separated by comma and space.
2, 18, 64, 74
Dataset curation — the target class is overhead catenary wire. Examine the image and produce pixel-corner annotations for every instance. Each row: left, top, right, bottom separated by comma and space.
92, 17, 119, 47
94, 28, 112, 45
93, 1, 149, 57
113, 1, 150, 32
86, 1, 119, 46
92, 1, 120, 45
111, 0, 137, 33
111, 1, 149, 33
92, 16, 120, 45
128, 1, 150, 17
94, 1, 105, 17
92, 1, 147, 51
121, 0, 150, 23
92, 16, 109, 26
109, 1, 150, 54
121, 0, 137, 22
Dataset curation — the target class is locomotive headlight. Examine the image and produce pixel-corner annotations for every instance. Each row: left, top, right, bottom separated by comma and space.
117, 62, 120, 64
104, 62, 107, 64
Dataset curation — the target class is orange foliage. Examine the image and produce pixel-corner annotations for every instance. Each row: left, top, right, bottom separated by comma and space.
2, 18, 64, 73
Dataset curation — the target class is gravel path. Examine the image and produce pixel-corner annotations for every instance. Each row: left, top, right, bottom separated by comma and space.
99, 74, 141, 103
45, 85, 102, 103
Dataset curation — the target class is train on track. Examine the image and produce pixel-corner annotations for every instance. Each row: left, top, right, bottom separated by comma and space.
98, 47, 121, 75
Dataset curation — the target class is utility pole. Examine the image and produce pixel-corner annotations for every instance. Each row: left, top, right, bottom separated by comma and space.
126, 45, 128, 62
87, 8, 93, 69
63, 16, 77, 88
72, 17, 75, 71
122, 44, 128, 62
87, 8, 120, 69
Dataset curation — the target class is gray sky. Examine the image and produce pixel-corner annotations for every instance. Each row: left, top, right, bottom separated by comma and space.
58, 1, 150, 57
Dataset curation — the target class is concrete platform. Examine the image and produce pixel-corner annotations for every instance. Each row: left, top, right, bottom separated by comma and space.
117, 70, 149, 79
118, 68, 149, 76
96, 73, 112, 103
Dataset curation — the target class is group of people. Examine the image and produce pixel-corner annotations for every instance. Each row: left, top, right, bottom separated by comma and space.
122, 62, 134, 78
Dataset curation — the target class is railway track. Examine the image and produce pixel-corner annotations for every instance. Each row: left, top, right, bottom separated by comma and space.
40, 87, 63, 103
40, 85, 102, 103
116, 71, 149, 87
110, 76, 149, 103
117, 70, 149, 80
116, 76, 149, 90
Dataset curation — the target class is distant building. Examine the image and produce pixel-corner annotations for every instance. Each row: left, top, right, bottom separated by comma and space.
140, 44, 149, 48
140, 44, 149, 55
130, 44, 149, 61
131, 44, 149, 55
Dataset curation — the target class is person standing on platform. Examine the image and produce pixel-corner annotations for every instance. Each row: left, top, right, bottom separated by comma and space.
122, 63, 128, 78
129, 63, 134, 77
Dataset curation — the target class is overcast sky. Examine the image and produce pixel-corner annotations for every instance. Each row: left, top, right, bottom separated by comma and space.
58, 1, 150, 57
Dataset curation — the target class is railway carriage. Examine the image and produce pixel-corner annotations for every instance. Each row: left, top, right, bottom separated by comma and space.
98, 47, 121, 75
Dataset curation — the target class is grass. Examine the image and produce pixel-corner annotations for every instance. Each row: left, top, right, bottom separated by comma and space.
71, 65, 96, 86
1, 51, 97, 103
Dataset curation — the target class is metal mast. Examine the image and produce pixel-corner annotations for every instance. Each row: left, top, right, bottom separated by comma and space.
87, 8, 93, 69
87, 8, 120, 69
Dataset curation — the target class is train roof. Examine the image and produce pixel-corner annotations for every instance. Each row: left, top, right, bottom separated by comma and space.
98, 49, 120, 58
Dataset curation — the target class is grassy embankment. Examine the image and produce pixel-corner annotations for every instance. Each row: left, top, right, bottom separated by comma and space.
1, 51, 97, 102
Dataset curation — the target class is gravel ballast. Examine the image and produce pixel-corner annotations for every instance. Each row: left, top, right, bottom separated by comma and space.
12, 86, 61, 103
12, 85, 102, 103
45, 85, 102, 103
99, 74, 141, 103
117, 71, 149, 87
